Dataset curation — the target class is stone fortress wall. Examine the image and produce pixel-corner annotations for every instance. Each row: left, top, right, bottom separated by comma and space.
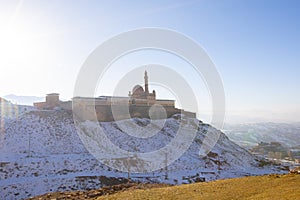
34, 71, 196, 121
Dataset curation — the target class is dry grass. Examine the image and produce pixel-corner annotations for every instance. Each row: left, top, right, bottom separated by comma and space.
97, 174, 300, 200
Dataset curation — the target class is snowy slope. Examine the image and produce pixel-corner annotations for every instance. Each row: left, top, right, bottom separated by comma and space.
0, 99, 36, 154
0, 110, 285, 199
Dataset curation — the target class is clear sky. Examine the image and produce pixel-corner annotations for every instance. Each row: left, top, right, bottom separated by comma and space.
0, 0, 299, 123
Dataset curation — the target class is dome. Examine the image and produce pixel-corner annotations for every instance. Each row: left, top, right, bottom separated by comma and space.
132, 85, 144, 95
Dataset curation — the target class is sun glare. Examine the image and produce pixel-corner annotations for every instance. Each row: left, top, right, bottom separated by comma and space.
0, 3, 58, 96
0, 24, 39, 66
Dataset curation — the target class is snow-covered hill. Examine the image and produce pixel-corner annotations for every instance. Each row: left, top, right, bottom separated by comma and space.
0, 110, 285, 199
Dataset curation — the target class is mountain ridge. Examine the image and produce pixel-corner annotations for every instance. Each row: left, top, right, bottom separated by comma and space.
223, 122, 300, 148
3, 94, 45, 106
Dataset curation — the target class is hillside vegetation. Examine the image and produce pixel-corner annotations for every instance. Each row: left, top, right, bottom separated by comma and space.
96, 174, 299, 200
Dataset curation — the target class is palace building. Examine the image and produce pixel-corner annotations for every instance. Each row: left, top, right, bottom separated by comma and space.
34, 71, 196, 121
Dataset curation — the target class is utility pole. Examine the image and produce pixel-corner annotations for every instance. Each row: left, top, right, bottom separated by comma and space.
28, 131, 31, 157
127, 157, 131, 182
165, 152, 168, 180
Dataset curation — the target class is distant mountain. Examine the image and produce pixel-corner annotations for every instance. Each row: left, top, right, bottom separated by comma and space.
4, 94, 45, 106
0, 110, 284, 199
223, 123, 300, 148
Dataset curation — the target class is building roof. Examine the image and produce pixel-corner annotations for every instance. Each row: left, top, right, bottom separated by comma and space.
47, 93, 59, 96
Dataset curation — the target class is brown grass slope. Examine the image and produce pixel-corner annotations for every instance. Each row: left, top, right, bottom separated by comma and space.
97, 174, 299, 200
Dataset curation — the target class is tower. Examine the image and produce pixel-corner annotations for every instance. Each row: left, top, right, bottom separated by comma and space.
144, 70, 149, 93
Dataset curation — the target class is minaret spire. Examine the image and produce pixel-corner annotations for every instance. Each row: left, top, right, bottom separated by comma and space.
144, 70, 149, 93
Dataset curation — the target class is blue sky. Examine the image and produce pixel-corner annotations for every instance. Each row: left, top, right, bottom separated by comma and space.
0, 0, 299, 123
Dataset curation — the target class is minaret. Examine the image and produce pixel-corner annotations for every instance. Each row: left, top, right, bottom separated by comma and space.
144, 70, 149, 94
